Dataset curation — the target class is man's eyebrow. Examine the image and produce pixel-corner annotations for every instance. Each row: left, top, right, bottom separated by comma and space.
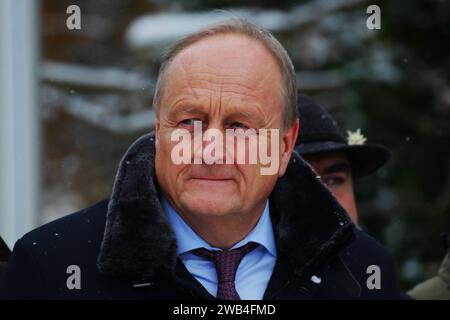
236, 110, 254, 119
168, 103, 266, 123
170, 104, 202, 115
323, 162, 351, 175
229, 106, 265, 122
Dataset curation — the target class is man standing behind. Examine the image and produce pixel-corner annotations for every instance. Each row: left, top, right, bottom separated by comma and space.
294, 94, 391, 226
295, 94, 449, 300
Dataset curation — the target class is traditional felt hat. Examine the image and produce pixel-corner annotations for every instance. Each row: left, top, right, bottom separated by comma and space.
295, 94, 391, 179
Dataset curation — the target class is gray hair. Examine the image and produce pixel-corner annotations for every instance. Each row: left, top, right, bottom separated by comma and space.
152, 17, 298, 129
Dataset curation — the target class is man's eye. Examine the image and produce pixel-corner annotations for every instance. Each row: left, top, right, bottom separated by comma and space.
323, 176, 345, 188
228, 122, 248, 130
179, 119, 199, 126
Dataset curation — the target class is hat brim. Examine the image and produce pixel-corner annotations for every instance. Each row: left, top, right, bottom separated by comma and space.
295, 142, 391, 179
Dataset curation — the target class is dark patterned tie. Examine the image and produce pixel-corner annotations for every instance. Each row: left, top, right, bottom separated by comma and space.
191, 242, 259, 300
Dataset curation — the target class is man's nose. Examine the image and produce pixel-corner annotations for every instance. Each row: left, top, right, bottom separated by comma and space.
193, 123, 228, 165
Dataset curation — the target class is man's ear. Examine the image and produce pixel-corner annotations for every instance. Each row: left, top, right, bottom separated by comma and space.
155, 119, 160, 146
278, 118, 299, 177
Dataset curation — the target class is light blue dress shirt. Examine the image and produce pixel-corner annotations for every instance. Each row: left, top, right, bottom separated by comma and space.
162, 197, 277, 300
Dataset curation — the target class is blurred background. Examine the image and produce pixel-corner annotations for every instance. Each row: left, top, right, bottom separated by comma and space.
0, 0, 449, 290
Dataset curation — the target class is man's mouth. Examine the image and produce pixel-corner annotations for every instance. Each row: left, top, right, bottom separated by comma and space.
190, 176, 233, 181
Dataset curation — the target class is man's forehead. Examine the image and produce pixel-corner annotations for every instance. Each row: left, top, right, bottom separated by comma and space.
159, 33, 284, 113
168, 33, 280, 78
305, 151, 351, 169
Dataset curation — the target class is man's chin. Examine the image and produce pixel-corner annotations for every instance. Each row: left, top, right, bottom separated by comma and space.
179, 192, 240, 218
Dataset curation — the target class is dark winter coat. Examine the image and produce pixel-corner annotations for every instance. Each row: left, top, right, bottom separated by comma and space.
0, 134, 402, 299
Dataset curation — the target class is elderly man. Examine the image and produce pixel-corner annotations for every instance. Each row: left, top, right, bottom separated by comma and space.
0, 18, 401, 299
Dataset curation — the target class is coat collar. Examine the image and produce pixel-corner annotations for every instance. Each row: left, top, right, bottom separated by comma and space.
97, 133, 355, 280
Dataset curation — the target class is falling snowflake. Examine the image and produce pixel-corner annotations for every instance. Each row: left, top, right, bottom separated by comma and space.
346, 129, 367, 145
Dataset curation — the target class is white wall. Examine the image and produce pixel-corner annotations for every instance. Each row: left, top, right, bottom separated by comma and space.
0, 0, 40, 248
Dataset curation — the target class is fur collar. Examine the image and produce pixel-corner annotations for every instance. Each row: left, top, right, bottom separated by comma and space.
97, 133, 355, 279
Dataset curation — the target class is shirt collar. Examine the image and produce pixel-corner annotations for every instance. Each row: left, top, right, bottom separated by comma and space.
162, 197, 277, 257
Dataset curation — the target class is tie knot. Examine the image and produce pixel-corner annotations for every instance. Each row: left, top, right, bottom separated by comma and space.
191, 242, 259, 284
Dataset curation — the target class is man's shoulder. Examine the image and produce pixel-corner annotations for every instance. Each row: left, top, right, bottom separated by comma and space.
310, 229, 402, 299
0, 199, 111, 299
340, 228, 401, 298
345, 228, 394, 263
18, 199, 109, 251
